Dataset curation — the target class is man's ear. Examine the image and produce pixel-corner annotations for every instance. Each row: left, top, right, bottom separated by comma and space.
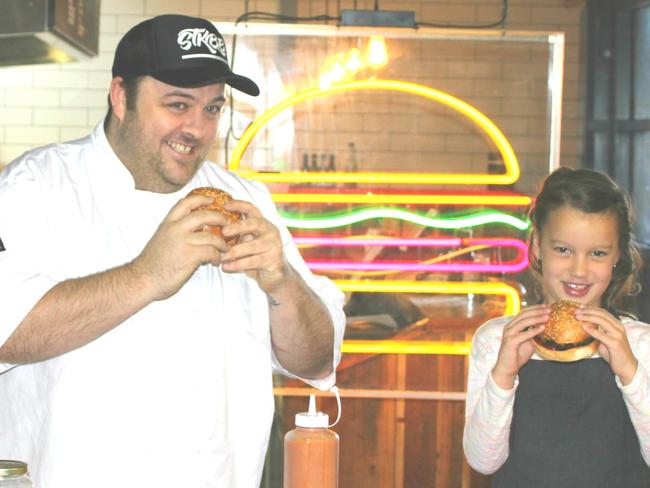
108, 77, 128, 122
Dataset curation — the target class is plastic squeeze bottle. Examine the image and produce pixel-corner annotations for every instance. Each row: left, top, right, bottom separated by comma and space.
284, 394, 339, 488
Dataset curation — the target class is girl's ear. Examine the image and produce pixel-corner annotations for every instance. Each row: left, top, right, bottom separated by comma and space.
531, 231, 541, 263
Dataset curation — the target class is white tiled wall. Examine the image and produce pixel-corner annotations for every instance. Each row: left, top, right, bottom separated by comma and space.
0, 0, 584, 187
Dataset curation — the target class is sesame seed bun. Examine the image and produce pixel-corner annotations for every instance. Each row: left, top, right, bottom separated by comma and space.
188, 187, 242, 247
532, 300, 599, 362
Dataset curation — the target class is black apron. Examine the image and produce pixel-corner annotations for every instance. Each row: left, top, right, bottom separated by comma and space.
492, 358, 650, 488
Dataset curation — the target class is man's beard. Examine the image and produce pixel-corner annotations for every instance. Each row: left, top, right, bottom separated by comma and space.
116, 111, 207, 193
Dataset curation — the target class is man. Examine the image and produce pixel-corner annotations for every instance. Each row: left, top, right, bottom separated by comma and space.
0, 14, 345, 488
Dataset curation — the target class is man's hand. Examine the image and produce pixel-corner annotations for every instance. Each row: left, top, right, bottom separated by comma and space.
218, 199, 336, 379
219, 199, 291, 292
132, 193, 231, 301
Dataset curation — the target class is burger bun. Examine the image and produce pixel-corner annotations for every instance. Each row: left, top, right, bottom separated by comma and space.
532, 300, 599, 362
188, 187, 242, 247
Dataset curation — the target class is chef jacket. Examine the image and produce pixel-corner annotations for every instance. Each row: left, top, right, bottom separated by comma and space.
0, 122, 346, 488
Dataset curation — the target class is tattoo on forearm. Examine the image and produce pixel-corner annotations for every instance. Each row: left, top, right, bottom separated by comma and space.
267, 294, 281, 307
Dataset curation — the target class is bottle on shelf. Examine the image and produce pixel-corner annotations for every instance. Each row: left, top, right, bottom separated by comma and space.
347, 141, 358, 173
310, 153, 319, 172
327, 154, 336, 172
345, 141, 358, 188
320, 153, 328, 171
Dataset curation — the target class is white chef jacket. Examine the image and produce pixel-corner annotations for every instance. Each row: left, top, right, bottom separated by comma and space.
463, 314, 650, 474
0, 122, 345, 488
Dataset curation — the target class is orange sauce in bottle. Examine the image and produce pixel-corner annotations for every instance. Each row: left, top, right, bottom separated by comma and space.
284, 394, 339, 488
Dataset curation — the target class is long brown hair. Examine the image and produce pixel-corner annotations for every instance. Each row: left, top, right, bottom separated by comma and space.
527, 167, 642, 310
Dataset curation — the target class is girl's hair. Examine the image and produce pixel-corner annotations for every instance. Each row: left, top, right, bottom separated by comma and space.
527, 167, 642, 310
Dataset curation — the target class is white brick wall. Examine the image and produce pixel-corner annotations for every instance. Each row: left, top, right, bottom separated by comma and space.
0, 0, 583, 192
0, 0, 257, 164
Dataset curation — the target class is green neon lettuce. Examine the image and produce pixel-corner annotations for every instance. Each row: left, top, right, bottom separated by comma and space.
280, 208, 530, 230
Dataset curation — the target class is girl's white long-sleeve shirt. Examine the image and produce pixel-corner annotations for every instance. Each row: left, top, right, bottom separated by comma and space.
463, 315, 650, 474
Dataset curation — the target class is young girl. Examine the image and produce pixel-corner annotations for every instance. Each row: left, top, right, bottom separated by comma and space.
463, 168, 650, 487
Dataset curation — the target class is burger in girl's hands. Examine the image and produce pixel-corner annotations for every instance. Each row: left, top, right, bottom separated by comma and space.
532, 300, 599, 362
188, 187, 243, 247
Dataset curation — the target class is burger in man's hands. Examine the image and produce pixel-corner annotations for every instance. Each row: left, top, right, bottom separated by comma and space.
532, 300, 599, 362
188, 187, 242, 247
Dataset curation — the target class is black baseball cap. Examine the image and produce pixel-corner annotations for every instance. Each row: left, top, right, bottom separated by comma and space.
112, 14, 260, 96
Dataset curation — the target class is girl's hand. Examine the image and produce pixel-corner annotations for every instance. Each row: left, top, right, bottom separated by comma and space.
491, 304, 550, 390
576, 306, 638, 385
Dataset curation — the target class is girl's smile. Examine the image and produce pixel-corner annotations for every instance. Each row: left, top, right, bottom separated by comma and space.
535, 206, 620, 307
562, 280, 591, 298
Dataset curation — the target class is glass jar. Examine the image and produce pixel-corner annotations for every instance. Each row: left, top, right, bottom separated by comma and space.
0, 461, 34, 488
